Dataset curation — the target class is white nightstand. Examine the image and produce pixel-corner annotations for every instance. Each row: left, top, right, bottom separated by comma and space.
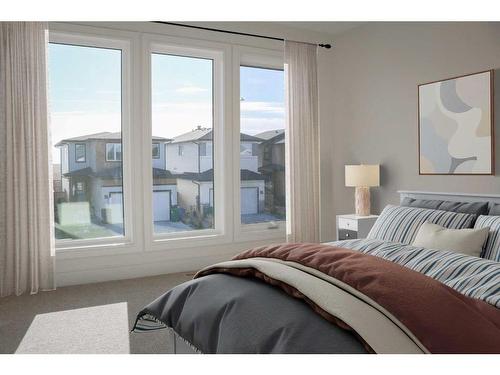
336, 214, 379, 240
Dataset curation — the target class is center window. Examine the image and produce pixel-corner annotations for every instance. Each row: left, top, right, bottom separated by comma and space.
151, 51, 214, 234
240, 65, 286, 226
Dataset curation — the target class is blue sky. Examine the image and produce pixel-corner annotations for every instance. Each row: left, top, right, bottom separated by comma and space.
48, 43, 284, 162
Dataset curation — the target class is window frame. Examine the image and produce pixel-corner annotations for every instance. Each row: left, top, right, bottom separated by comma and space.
74, 143, 86, 163
105, 143, 122, 162
232, 46, 286, 243
48, 23, 286, 262
142, 34, 233, 250
49, 27, 139, 256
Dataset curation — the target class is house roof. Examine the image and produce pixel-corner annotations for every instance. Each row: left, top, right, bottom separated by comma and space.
178, 168, 266, 182
63, 167, 176, 179
55, 132, 170, 146
63, 167, 95, 178
170, 127, 262, 144
254, 129, 284, 141
258, 163, 285, 173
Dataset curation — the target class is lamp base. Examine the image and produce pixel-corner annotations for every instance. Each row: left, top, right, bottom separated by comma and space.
355, 186, 371, 216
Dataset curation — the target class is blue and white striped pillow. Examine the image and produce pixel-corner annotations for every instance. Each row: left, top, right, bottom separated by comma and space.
474, 215, 500, 262
367, 205, 475, 245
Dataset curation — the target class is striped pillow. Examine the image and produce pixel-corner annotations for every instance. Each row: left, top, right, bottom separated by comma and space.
474, 215, 500, 262
367, 205, 475, 245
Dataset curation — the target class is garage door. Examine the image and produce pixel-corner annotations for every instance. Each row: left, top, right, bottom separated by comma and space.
241, 187, 258, 215
153, 191, 171, 221
108, 192, 124, 224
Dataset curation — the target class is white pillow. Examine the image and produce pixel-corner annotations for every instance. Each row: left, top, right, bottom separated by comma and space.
412, 222, 489, 257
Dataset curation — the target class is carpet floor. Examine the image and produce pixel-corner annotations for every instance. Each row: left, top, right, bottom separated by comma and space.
0, 272, 192, 354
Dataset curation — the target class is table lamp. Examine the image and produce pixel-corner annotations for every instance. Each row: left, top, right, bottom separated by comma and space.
345, 164, 380, 216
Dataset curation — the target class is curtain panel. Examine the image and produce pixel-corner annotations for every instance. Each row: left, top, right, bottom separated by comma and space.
0, 22, 55, 296
284, 41, 320, 243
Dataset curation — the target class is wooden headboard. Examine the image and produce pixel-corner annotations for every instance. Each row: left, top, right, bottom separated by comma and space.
398, 190, 500, 209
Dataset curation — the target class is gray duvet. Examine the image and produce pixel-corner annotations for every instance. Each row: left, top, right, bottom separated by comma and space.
135, 273, 367, 354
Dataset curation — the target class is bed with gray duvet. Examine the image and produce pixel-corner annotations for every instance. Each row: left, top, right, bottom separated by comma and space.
134, 201, 500, 354
134, 239, 500, 354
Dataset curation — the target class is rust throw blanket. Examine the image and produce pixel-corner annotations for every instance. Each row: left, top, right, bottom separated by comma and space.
198, 243, 500, 353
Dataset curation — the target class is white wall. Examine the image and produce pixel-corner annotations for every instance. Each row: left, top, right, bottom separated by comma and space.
317, 22, 500, 241
166, 142, 199, 173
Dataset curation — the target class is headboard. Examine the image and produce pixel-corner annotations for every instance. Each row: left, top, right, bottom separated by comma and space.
398, 190, 500, 210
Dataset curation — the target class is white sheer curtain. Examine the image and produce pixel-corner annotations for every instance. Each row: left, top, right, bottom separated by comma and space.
284, 41, 320, 243
0, 22, 55, 296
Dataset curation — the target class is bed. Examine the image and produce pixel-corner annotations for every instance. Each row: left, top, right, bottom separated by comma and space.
133, 191, 500, 354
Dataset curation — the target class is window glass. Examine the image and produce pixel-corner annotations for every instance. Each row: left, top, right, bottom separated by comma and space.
48, 43, 124, 241
151, 52, 214, 233
152, 143, 160, 159
106, 143, 122, 161
240, 66, 285, 225
75, 144, 86, 162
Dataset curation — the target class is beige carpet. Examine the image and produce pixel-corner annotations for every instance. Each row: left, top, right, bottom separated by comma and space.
0, 272, 192, 354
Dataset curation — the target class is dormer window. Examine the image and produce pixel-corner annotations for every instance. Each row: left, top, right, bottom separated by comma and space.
75, 143, 86, 163
106, 143, 122, 161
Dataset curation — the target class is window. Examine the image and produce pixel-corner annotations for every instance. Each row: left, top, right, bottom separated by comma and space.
48, 40, 125, 242
199, 142, 207, 157
152, 143, 160, 159
239, 65, 285, 226
106, 143, 122, 161
75, 143, 86, 162
151, 50, 214, 234
47, 25, 284, 258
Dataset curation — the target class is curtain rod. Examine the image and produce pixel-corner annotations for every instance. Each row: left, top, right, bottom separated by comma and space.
153, 22, 332, 49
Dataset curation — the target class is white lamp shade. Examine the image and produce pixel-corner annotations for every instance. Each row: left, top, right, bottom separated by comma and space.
345, 164, 380, 187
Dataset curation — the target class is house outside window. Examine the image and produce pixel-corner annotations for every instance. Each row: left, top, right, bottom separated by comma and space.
178, 144, 184, 156
106, 143, 122, 161
75, 143, 86, 162
152, 143, 160, 159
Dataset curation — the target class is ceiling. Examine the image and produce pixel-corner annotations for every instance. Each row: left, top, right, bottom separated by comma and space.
279, 22, 365, 36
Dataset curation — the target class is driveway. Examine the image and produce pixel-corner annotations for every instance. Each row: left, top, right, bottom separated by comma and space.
154, 221, 194, 233
241, 213, 284, 225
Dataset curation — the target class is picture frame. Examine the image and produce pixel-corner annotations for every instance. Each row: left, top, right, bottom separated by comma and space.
418, 70, 494, 175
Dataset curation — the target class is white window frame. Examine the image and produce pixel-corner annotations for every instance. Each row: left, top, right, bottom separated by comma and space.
105, 143, 122, 162
48, 23, 286, 267
142, 34, 233, 250
233, 46, 286, 242
49, 26, 141, 257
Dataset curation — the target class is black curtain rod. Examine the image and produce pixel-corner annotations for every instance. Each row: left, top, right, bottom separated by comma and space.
153, 22, 332, 49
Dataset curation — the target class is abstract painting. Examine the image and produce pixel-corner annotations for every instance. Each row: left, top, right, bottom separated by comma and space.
418, 70, 494, 175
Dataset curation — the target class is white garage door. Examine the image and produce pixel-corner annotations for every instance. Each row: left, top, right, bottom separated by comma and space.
153, 191, 171, 221
241, 187, 258, 215
108, 192, 124, 224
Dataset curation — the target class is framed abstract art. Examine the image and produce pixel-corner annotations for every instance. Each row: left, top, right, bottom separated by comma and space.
418, 70, 494, 175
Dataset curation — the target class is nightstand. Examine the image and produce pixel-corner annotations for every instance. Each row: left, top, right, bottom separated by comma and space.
336, 214, 379, 240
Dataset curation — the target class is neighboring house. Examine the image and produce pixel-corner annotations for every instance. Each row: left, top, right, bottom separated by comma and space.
167, 126, 266, 215
255, 129, 286, 217
55, 132, 176, 225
